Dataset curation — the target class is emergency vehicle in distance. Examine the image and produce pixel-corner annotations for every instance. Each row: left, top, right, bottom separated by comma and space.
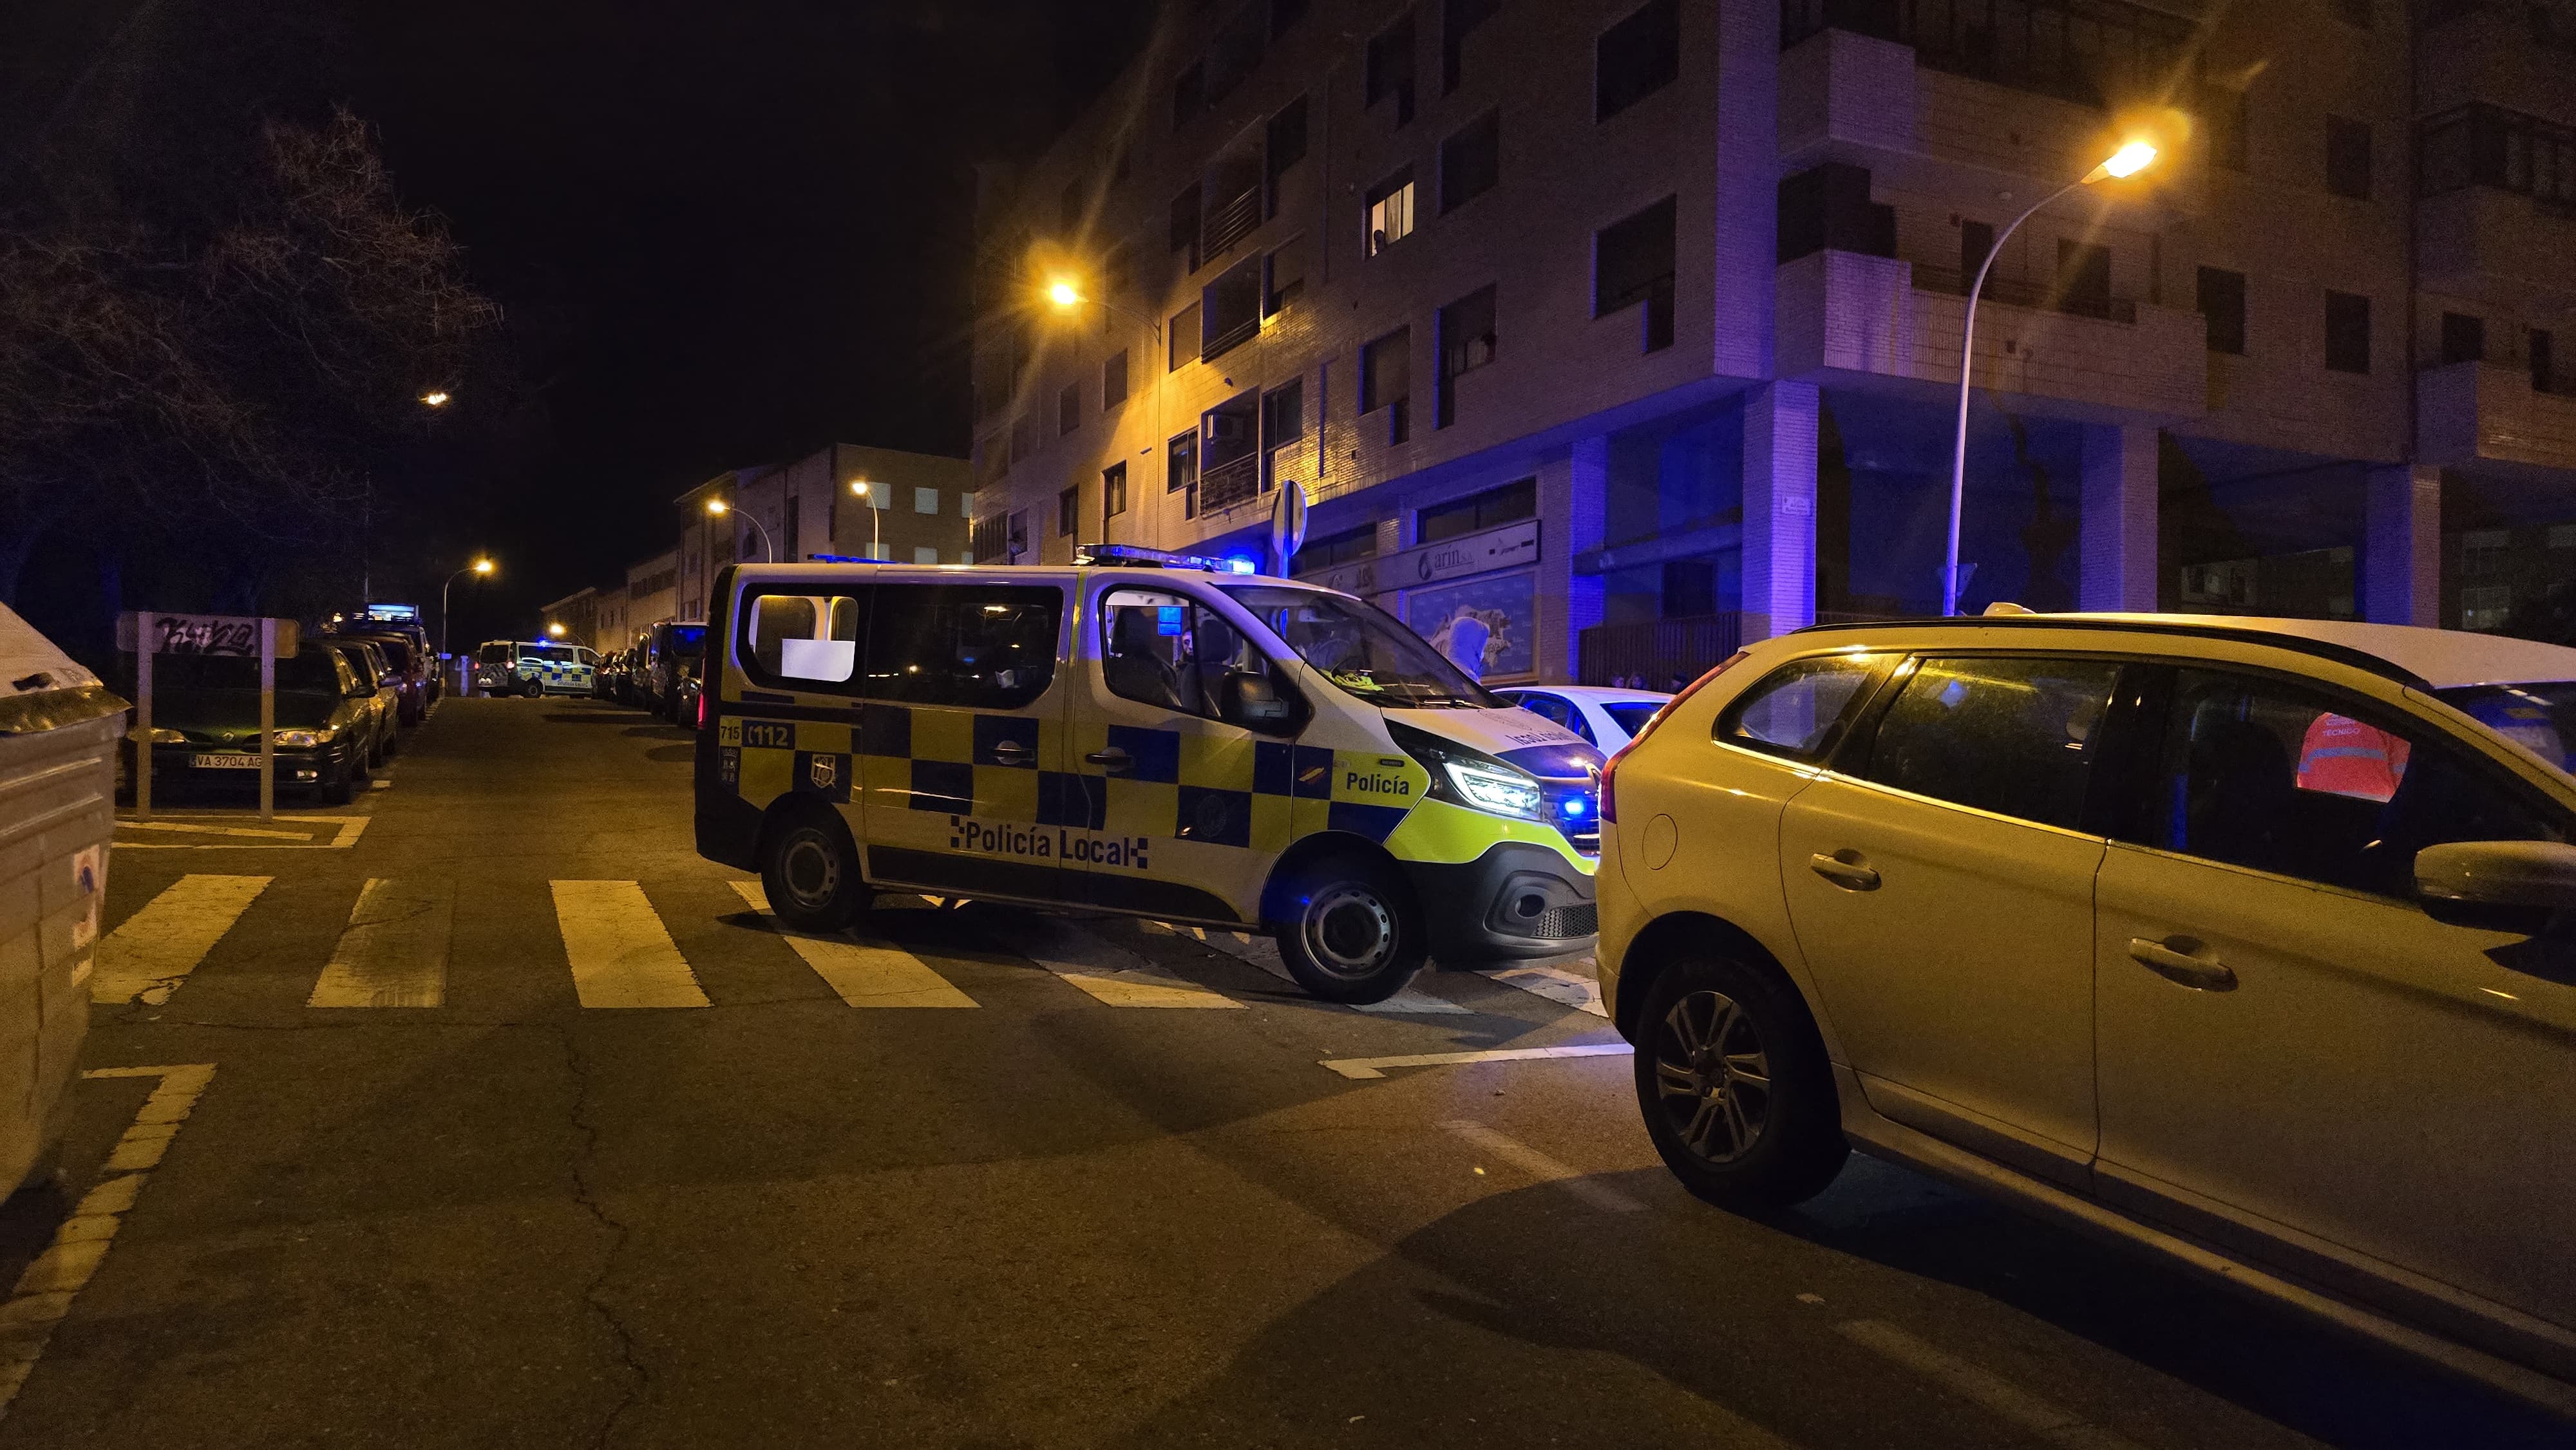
690, 546, 1603, 1003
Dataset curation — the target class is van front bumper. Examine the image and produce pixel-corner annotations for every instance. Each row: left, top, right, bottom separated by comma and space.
1403, 842, 1598, 964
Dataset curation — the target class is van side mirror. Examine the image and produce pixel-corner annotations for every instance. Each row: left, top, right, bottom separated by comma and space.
1220, 668, 1298, 733
2415, 840, 2576, 914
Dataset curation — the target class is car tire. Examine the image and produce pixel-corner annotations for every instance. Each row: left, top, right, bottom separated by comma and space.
321, 764, 356, 805
760, 808, 867, 933
1633, 953, 1847, 1208
1271, 854, 1427, 1005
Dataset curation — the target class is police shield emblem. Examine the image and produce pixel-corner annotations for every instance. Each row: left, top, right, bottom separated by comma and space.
810, 754, 838, 791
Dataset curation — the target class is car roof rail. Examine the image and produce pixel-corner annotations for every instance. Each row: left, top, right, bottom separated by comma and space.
1786, 614, 2430, 690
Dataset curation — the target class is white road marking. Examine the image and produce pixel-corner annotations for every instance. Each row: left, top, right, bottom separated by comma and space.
115, 820, 310, 841
1019, 918, 1244, 1008
1320, 1042, 1631, 1080
91, 874, 271, 1004
727, 881, 977, 1008
1837, 1319, 2150, 1450
308, 878, 451, 1008
551, 880, 711, 1008
1443, 1120, 1643, 1212
1478, 961, 1608, 1017
111, 813, 370, 851
0, 1064, 217, 1422
1155, 923, 1470, 1013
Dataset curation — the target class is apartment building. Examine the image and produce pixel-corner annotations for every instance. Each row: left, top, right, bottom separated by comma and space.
967, 0, 2576, 685
675, 444, 974, 623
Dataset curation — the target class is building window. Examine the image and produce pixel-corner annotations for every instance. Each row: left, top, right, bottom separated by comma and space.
2326, 117, 2372, 199
1442, 0, 1499, 93
1596, 0, 1679, 122
1272, 0, 1309, 37
1173, 61, 1206, 131
1103, 349, 1130, 409
1777, 162, 1893, 263
1292, 523, 1378, 575
1058, 381, 1081, 435
1960, 219, 1995, 280
1203, 254, 1263, 360
2443, 311, 2486, 366
2204, 87, 2248, 173
2197, 267, 2246, 355
1435, 285, 1497, 428
1010, 415, 1036, 465
2533, 328, 2557, 393
1168, 430, 1198, 511
2418, 104, 2576, 207
1261, 378, 1304, 491
1057, 485, 1079, 538
1440, 111, 1500, 213
914, 486, 940, 514
2325, 290, 2372, 374
1367, 12, 1418, 126
1265, 97, 1309, 216
1366, 168, 1416, 255
907, 546, 936, 566
1171, 301, 1201, 370
1170, 182, 1202, 270
1417, 477, 1535, 544
1264, 234, 1308, 316
1103, 462, 1128, 523
2055, 240, 2111, 319
1595, 195, 1677, 352
1207, 3, 1267, 108
1361, 327, 1413, 446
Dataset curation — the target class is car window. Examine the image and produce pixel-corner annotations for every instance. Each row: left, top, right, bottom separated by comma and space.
2129, 669, 2569, 897
1603, 701, 1662, 738
867, 583, 1060, 710
1714, 654, 1889, 762
1858, 656, 2121, 831
1098, 587, 1291, 726
2436, 682, 2576, 778
478, 644, 509, 665
1510, 692, 1577, 731
742, 587, 867, 688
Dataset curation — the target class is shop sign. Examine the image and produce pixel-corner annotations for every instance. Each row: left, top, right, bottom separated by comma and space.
1387, 518, 1540, 588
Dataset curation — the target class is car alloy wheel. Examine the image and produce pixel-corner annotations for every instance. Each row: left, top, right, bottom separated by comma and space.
1650, 988, 1772, 1165
1299, 881, 1397, 981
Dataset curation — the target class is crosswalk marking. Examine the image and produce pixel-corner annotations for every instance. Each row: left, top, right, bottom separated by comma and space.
1154, 923, 1469, 1014
308, 878, 451, 1008
1019, 918, 1244, 1009
726, 882, 978, 1008
93, 874, 271, 1004
551, 880, 711, 1008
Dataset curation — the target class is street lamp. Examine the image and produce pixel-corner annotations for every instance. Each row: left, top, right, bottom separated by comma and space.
420, 390, 450, 407
547, 623, 566, 639
1941, 138, 2160, 617
1047, 278, 1165, 534
442, 556, 495, 690
849, 479, 882, 560
706, 497, 773, 562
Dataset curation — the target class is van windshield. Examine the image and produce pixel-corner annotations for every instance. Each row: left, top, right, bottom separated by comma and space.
1220, 585, 1497, 709
2438, 682, 2576, 777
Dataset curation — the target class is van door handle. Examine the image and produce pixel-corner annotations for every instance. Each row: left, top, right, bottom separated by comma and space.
2126, 937, 2237, 992
1808, 852, 1880, 891
991, 740, 1034, 763
1084, 747, 1133, 773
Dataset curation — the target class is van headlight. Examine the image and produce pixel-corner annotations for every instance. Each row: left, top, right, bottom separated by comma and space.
1389, 721, 1544, 822
273, 728, 334, 747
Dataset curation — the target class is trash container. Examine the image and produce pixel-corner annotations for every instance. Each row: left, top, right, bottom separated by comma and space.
0, 602, 126, 1198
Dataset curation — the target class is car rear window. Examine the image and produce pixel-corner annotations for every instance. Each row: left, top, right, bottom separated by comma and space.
1604, 702, 1661, 736
1714, 654, 1890, 762
1856, 656, 2121, 832
530, 645, 580, 663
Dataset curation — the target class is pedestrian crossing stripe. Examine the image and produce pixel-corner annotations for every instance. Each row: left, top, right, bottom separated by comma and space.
93, 874, 270, 1004
551, 880, 711, 1008
726, 881, 976, 1008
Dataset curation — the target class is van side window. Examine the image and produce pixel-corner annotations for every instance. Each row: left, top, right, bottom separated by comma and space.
1099, 587, 1298, 730
740, 588, 867, 689
1855, 656, 2121, 832
866, 584, 1061, 710
1714, 654, 1889, 762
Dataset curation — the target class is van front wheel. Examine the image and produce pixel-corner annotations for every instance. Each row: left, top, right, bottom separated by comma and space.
761, 809, 866, 933
1273, 857, 1426, 1006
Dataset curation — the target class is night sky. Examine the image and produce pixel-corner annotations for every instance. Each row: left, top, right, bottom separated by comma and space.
7, 0, 1158, 639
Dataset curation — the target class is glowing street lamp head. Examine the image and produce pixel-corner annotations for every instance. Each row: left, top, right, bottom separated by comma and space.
705, 498, 730, 516
1046, 278, 1084, 309
849, 479, 871, 498
2087, 140, 2159, 183
421, 390, 450, 407
547, 623, 566, 639
473, 558, 495, 575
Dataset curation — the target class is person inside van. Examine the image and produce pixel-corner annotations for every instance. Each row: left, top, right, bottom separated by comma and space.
1104, 607, 1184, 711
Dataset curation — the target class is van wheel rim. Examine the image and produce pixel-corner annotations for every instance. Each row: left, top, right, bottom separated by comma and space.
1302, 883, 1395, 979
1652, 989, 1771, 1165
779, 829, 841, 909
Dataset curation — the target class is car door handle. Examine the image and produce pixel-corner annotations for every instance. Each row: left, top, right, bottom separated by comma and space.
1084, 747, 1133, 773
1808, 852, 1880, 891
991, 740, 1034, 762
2126, 937, 2238, 992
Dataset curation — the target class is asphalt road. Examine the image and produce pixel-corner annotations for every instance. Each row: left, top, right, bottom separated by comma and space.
2, 697, 2564, 1449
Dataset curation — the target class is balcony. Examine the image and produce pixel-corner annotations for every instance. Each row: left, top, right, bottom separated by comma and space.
2418, 361, 2576, 478
1783, 0, 2197, 112
1777, 25, 1917, 162
1198, 454, 1260, 514
1774, 249, 2204, 419
1202, 185, 1263, 261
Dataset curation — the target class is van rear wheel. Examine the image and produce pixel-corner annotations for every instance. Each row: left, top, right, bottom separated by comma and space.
761, 809, 866, 933
1273, 856, 1426, 1005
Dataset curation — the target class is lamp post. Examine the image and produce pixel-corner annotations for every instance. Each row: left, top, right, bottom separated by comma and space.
706, 498, 772, 562
442, 556, 494, 692
1942, 139, 2159, 617
848, 480, 882, 559
1048, 279, 1164, 541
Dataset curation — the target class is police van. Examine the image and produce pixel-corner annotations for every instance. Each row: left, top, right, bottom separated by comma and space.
692, 549, 1603, 1003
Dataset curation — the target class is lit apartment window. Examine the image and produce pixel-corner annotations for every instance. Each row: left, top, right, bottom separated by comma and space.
2197, 267, 2246, 355
1367, 169, 1416, 255
1007, 510, 1028, 560
1103, 462, 1128, 523
2443, 312, 2486, 366
1435, 285, 1497, 428
1264, 234, 1308, 316
2325, 290, 2372, 374
1595, 196, 1676, 352
1103, 349, 1130, 409
1443, 0, 1499, 93
1441, 111, 1499, 213
2326, 117, 2372, 200
1058, 381, 1081, 435
1360, 326, 1413, 446
1367, 12, 1418, 126
1597, 0, 1679, 122
914, 486, 940, 514
1057, 485, 1080, 538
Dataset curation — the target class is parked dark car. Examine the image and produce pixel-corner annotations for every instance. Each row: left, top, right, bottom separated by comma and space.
642, 622, 706, 722
123, 646, 377, 804
330, 629, 430, 725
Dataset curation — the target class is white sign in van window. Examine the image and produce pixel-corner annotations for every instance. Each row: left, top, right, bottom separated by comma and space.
779, 637, 857, 683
